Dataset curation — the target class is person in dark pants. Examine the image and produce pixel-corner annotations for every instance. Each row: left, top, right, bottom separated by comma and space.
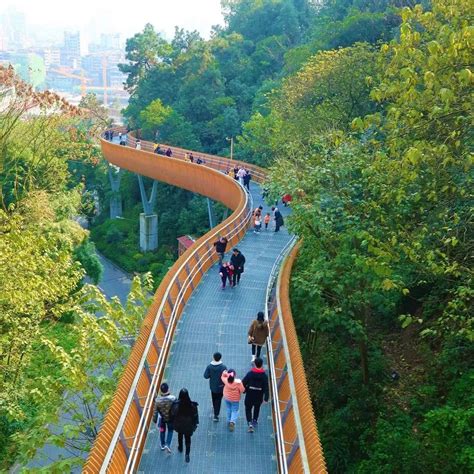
242, 357, 269, 432
213, 236, 228, 265
230, 248, 246, 286
274, 207, 284, 232
203, 352, 227, 421
219, 262, 234, 289
243, 171, 251, 191
152, 383, 176, 453
247, 311, 269, 362
171, 389, 199, 463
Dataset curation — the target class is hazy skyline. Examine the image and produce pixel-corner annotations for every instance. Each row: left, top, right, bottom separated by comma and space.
2, 0, 225, 46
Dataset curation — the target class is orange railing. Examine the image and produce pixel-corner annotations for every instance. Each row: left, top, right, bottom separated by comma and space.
267, 241, 327, 473
84, 131, 325, 473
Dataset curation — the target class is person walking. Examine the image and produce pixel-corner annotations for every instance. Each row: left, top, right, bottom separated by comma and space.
171, 389, 199, 463
152, 383, 176, 453
219, 262, 232, 289
253, 205, 263, 219
221, 369, 245, 432
242, 357, 269, 432
274, 207, 284, 232
230, 248, 246, 286
203, 352, 227, 422
243, 171, 251, 191
254, 214, 262, 233
237, 167, 247, 186
248, 311, 269, 362
213, 236, 228, 265
264, 212, 271, 230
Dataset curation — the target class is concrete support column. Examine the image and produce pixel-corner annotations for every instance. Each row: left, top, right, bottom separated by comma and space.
207, 198, 216, 230
137, 175, 159, 252
139, 213, 158, 252
110, 195, 122, 219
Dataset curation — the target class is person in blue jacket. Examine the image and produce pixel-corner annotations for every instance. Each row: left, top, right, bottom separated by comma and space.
204, 352, 227, 421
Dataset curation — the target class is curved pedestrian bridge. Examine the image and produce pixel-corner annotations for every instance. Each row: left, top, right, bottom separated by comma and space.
84, 131, 326, 474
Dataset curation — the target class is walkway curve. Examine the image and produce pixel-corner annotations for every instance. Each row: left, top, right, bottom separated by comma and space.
84, 131, 326, 473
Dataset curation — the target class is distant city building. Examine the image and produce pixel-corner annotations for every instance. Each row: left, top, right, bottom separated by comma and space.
100, 33, 120, 50
42, 47, 61, 69
0, 24, 8, 51
60, 31, 81, 68
82, 49, 126, 88
0, 7, 27, 50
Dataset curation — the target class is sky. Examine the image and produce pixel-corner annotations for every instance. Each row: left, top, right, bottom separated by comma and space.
3, 0, 225, 46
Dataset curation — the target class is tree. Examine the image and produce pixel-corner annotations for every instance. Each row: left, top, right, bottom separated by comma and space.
10, 275, 153, 470
119, 24, 172, 91
139, 98, 173, 139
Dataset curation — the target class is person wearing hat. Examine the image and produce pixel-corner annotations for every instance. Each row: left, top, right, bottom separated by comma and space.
152, 382, 176, 453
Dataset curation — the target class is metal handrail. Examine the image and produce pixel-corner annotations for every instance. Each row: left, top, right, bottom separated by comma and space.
97, 136, 255, 471
125, 187, 254, 473
275, 244, 313, 473
265, 235, 298, 474
124, 134, 267, 182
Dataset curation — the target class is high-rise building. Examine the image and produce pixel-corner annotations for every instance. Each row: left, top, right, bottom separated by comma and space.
100, 33, 120, 51
0, 7, 27, 50
43, 47, 61, 69
60, 31, 81, 68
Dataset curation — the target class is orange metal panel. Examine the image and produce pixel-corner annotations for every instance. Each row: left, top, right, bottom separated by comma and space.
289, 450, 303, 474
278, 242, 327, 473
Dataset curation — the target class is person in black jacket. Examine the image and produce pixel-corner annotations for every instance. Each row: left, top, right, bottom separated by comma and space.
213, 236, 228, 265
242, 357, 269, 433
203, 352, 227, 421
243, 171, 251, 191
274, 207, 284, 232
230, 248, 246, 286
171, 389, 199, 463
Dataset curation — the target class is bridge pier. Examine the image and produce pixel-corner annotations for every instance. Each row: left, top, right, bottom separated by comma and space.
137, 175, 158, 252
108, 166, 122, 218
206, 198, 216, 229
139, 213, 158, 251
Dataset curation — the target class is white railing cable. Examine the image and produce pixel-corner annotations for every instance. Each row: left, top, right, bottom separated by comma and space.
265, 235, 298, 474
275, 243, 312, 474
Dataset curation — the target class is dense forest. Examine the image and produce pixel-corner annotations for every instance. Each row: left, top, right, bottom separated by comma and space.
118, 0, 473, 472
0, 0, 471, 471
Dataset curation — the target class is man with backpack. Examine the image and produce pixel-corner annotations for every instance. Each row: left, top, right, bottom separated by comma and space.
152, 382, 176, 453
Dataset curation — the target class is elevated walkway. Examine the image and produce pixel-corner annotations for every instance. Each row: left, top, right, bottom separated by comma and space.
139, 182, 291, 473
84, 131, 326, 473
